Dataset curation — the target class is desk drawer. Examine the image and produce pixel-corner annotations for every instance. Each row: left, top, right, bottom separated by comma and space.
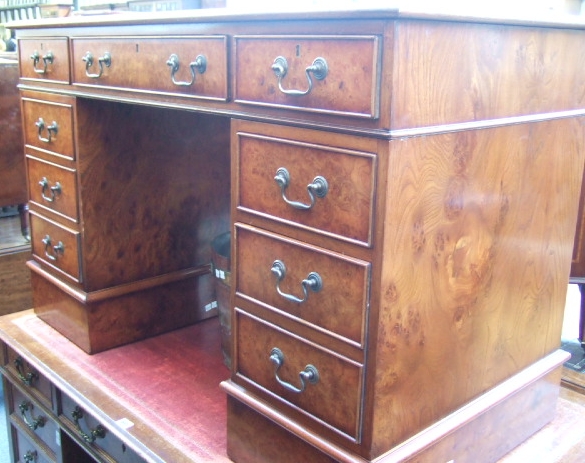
12, 423, 56, 463
27, 156, 79, 223
60, 394, 144, 463
236, 310, 364, 443
234, 35, 380, 118
5, 346, 53, 409
71, 36, 228, 100
9, 382, 60, 455
22, 95, 76, 161
236, 225, 370, 347
30, 212, 81, 283
18, 38, 70, 84
235, 122, 377, 246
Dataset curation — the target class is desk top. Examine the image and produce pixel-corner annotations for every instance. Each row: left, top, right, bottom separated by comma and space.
6, 3, 585, 30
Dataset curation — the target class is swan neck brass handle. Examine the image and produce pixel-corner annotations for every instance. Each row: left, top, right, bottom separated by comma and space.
82, 51, 111, 78
269, 347, 319, 394
271, 55, 328, 97
39, 177, 62, 202
71, 406, 107, 443
35, 118, 58, 143
19, 401, 46, 430
14, 357, 38, 386
274, 167, 328, 210
30, 50, 54, 74
42, 235, 65, 261
271, 260, 322, 304
166, 53, 207, 87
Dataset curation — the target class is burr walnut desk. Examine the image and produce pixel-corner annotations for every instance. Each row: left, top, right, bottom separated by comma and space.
2, 6, 585, 463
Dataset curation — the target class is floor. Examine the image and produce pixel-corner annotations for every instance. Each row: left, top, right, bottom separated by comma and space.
0, 212, 583, 462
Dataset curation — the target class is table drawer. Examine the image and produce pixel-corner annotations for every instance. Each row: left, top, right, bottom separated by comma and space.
236, 225, 370, 347
236, 310, 365, 443
234, 35, 380, 118
30, 212, 82, 283
18, 38, 70, 84
22, 96, 76, 161
5, 346, 53, 409
9, 382, 60, 455
27, 156, 79, 223
235, 123, 377, 246
60, 394, 144, 463
71, 36, 228, 100
12, 423, 56, 463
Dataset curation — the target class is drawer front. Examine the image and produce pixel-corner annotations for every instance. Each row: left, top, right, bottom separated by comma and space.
30, 212, 82, 283
236, 225, 370, 347
236, 310, 364, 442
18, 38, 70, 83
235, 127, 376, 246
27, 156, 79, 223
10, 382, 60, 455
60, 394, 144, 463
22, 96, 76, 161
234, 35, 380, 118
5, 347, 53, 409
12, 423, 56, 463
71, 36, 228, 100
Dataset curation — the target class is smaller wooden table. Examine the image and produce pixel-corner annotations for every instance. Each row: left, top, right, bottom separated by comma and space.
0, 310, 230, 463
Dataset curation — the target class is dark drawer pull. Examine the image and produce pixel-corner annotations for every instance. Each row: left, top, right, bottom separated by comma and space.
71, 406, 106, 443
41, 235, 65, 261
39, 177, 62, 203
269, 347, 319, 394
14, 357, 38, 386
271, 55, 328, 97
35, 118, 58, 143
166, 53, 207, 87
82, 51, 111, 78
19, 401, 46, 430
23, 450, 37, 463
274, 167, 328, 211
30, 50, 54, 75
271, 260, 322, 304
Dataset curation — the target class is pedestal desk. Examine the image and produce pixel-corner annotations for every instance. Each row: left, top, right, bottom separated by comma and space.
2, 6, 585, 463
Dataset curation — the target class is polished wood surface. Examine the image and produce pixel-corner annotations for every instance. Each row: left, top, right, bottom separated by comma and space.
5, 7, 585, 463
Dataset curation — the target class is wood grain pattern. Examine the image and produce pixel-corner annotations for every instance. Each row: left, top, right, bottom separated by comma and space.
75, 99, 230, 291
392, 20, 585, 129
71, 37, 228, 100
234, 35, 380, 118
18, 38, 70, 83
371, 117, 585, 454
235, 120, 376, 246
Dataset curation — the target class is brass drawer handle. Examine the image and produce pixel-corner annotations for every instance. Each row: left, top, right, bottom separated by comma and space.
269, 347, 319, 394
39, 177, 62, 203
82, 51, 111, 78
14, 357, 38, 386
271, 260, 322, 304
23, 450, 37, 463
166, 53, 207, 87
271, 55, 328, 97
71, 406, 106, 443
41, 235, 65, 261
30, 50, 54, 75
19, 401, 46, 430
35, 118, 58, 143
274, 167, 328, 210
